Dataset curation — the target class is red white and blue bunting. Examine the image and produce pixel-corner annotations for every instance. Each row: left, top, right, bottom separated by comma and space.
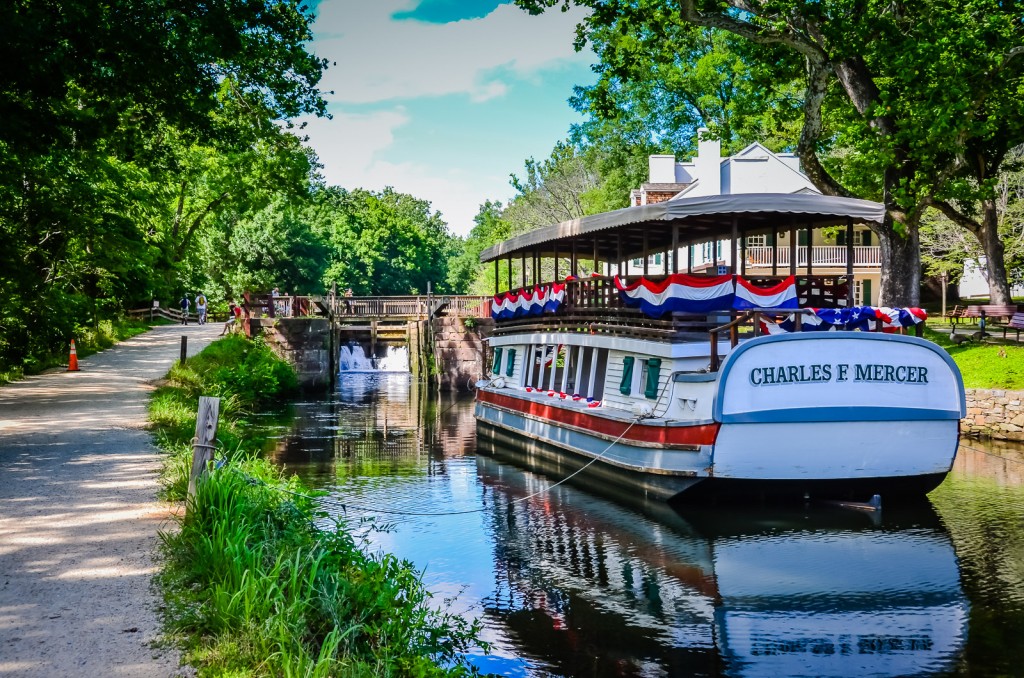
759, 307, 928, 334
734, 275, 799, 310
613, 274, 799, 315
491, 283, 567, 320
613, 274, 736, 315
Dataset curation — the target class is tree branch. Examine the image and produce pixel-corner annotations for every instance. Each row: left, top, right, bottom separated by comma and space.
929, 198, 982, 236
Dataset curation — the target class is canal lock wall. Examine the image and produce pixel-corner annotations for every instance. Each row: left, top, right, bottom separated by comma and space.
245, 317, 332, 389
424, 316, 494, 391
963, 388, 1024, 441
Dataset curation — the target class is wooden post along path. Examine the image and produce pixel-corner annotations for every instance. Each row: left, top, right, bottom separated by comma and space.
187, 395, 220, 502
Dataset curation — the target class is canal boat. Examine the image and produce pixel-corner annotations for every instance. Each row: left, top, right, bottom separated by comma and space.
474, 193, 965, 503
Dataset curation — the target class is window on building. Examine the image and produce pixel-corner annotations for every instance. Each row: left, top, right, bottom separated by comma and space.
746, 234, 766, 247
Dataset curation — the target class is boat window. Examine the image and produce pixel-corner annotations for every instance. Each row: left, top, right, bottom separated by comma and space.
644, 358, 662, 399
619, 356, 635, 395
492, 347, 503, 375
506, 348, 516, 378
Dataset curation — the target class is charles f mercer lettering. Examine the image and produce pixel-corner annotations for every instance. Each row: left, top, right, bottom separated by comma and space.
749, 363, 928, 386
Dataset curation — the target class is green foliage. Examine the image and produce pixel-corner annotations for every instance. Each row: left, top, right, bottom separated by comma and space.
150, 335, 483, 675
313, 187, 460, 295
0, 0, 328, 372
149, 335, 298, 497
160, 463, 483, 676
516, 0, 1024, 305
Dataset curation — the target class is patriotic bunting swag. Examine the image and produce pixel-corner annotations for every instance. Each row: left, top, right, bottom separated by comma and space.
614, 274, 798, 315
759, 307, 928, 334
491, 283, 566, 320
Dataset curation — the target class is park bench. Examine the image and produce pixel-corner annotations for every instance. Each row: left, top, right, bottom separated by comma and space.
1002, 312, 1024, 340
945, 305, 968, 325
963, 304, 1018, 325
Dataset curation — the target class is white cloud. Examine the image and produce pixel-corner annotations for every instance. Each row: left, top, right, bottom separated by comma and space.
311, 1, 590, 104
297, 109, 512, 237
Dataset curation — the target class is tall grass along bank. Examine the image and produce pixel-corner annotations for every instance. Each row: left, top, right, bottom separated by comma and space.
150, 335, 484, 676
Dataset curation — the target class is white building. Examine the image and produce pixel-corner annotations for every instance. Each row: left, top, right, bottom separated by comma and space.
623, 132, 882, 305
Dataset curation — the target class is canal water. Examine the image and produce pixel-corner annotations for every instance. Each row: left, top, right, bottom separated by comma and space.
269, 373, 1024, 677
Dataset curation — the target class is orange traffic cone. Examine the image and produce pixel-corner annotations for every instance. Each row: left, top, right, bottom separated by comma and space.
68, 339, 80, 372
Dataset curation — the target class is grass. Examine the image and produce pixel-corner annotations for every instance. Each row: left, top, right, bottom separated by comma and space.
0, 316, 153, 385
150, 336, 484, 676
924, 324, 1024, 390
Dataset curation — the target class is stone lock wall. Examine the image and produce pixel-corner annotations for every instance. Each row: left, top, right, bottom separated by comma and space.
431, 316, 494, 391
246, 317, 331, 389
963, 388, 1024, 441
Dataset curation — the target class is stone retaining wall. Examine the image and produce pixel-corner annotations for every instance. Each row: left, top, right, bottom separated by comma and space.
246, 317, 331, 389
963, 388, 1024, 441
431, 316, 494, 391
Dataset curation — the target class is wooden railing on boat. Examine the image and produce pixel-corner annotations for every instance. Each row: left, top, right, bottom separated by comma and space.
491, 274, 852, 342
707, 309, 926, 371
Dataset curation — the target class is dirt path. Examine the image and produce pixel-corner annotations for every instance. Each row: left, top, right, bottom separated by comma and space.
0, 323, 222, 677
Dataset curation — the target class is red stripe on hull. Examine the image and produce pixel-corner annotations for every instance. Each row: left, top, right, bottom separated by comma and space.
477, 390, 720, 446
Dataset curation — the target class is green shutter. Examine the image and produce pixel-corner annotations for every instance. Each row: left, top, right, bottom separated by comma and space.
492, 347, 503, 375
837, 230, 846, 246
619, 356, 635, 395
644, 358, 662, 399
798, 230, 808, 246
506, 348, 517, 377
862, 231, 872, 246
862, 279, 872, 306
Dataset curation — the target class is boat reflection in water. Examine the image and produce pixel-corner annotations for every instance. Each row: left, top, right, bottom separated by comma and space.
273, 384, 968, 677
477, 445, 967, 677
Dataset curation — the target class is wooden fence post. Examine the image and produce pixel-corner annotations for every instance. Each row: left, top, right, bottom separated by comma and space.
187, 396, 220, 503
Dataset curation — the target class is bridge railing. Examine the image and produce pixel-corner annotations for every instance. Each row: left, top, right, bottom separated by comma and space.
240, 292, 493, 319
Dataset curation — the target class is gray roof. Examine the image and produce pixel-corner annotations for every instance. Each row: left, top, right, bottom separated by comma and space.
480, 192, 885, 263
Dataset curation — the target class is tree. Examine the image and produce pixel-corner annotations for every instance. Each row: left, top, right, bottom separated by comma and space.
0, 0, 327, 371
314, 187, 459, 296
518, 0, 1024, 306
447, 201, 511, 294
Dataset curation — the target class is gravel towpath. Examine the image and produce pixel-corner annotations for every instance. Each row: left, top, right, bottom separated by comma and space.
0, 323, 222, 677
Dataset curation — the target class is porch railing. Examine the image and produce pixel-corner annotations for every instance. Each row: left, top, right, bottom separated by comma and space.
744, 245, 880, 268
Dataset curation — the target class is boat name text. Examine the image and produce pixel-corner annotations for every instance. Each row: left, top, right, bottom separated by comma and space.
748, 363, 928, 386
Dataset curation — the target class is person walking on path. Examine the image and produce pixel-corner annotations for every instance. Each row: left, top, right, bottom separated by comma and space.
178, 294, 191, 325
195, 294, 207, 325
0, 322, 221, 677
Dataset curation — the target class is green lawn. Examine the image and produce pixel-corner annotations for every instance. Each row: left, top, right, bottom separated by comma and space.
924, 325, 1024, 390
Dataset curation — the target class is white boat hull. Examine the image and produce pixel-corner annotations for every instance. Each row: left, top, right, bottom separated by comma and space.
475, 332, 965, 503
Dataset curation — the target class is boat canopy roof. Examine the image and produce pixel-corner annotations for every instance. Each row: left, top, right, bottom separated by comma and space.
479, 192, 885, 264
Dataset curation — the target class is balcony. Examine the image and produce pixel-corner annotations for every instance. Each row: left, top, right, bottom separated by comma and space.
745, 245, 880, 268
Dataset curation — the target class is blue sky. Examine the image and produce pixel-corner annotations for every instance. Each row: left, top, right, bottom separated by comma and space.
299, 0, 594, 236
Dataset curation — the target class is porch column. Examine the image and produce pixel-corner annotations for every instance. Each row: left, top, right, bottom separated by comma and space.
672, 224, 680, 273
571, 239, 578, 277
789, 220, 797, 276
730, 216, 738, 275
521, 253, 527, 289
553, 244, 559, 281
846, 217, 855, 306
806, 223, 813, 277
494, 259, 499, 294
643, 228, 649, 276
771, 225, 778, 276
616, 231, 623, 277
507, 257, 513, 290
688, 244, 693, 274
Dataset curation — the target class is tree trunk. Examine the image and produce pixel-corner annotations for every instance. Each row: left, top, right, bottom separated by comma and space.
876, 212, 921, 307
979, 198, 1012, 305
